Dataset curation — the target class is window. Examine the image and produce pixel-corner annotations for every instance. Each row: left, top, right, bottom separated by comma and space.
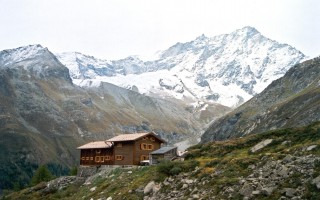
142, 137, 148, 140
105, 156, 111, 161
86, 157, 89, 160
140, 143, 148, 150
150, 137, 155, 142
81, 157, 85, 160
100, 156, 104, 163
147, 144, 154, 150
116, 143, 122, 147
140, 143, 154, 150
96, 150, 101, 154
140, 155, 148, 161
95, 156, 100, 162
115, 155, 123, 160
90, 157, 93, 161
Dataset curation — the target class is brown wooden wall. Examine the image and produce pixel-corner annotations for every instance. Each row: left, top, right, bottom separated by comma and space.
134, 135, 162, 165
79, 134, 164, 166
113, 141, 134, 165
80, 148, 113, 165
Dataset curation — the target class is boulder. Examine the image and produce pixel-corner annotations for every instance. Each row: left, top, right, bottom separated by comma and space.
283, 188, 297, 197
144, 181, 155, 194
282, 155, 294, 163
277, 166, 289, 178
261, 187, 276, 196
182, 184, 188, 189
192, 194, 200, 199
250, 139, 273, 153
307, 145, 317, 151
239, 182, 254, 197
185, 179, 194, 184
252, 190, 260, 195
153, 184, 161, 193
312, 175, 320, 189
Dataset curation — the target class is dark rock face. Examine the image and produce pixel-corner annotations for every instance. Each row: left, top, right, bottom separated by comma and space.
201, 57, 320, 143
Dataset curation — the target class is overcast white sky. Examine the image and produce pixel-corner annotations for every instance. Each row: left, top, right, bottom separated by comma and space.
1, 0, 319, 60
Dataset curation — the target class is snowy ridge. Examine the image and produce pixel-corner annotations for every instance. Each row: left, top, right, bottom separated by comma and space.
57, 26, 305, 107
0, 44, 46, 67
0, 44, 72, 81
56, 52, 113, 79
55, 53, 149, 79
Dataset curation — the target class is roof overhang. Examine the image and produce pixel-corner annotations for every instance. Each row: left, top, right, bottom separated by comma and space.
77, 141, 113, 149
106, 131, 166, 143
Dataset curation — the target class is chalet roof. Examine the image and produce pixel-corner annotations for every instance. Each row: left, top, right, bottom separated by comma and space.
150, 146, 177, 155
77, 141, 113, 149
106, 132, 166, 143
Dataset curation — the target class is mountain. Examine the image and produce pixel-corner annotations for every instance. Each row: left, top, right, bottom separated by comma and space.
57, 26, 305, 107
201, 56, 320, 143
0, 45, 229, 191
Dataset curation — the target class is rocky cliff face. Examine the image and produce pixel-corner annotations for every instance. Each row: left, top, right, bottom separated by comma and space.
57, 26, 305, 107
0, 45, 230, 191
201, 56, 320, 143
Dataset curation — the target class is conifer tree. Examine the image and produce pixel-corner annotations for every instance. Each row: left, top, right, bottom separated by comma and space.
30, 165, 53, 186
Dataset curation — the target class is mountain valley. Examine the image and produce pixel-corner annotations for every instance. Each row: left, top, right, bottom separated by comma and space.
0, 45, 229, 191
0, 26, 318, 197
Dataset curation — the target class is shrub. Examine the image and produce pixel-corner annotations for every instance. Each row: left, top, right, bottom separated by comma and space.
156, 160, 199, 176
205, 159, 220, 167
69, 166, 78, 176
170, 167, 182, 175
185, 149, 201, 159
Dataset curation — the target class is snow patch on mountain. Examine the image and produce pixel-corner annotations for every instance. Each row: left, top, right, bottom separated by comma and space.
57, 26, 305, 107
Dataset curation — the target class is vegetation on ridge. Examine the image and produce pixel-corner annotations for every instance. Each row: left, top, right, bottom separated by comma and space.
3, 121, 320, 199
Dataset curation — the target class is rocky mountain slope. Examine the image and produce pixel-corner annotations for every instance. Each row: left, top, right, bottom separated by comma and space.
201, 56, 320, 143
0, 45, 229, 191
57, 26, 305, 107
6, 121, 320, 199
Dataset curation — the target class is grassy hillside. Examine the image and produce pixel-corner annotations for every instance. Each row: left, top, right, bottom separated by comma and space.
5, 121, 320, 199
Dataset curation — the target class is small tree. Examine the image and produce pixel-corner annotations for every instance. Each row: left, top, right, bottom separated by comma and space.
30, 165, 53, 186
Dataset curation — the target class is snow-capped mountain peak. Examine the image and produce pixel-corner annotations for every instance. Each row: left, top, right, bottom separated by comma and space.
0, 44, 47, 66
56, 27, 306, 108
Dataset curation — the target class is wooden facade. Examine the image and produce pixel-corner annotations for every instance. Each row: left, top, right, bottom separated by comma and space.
80, 148, 113, 166
78, 132, 165, 166
78, 141, 114, 166
132, 135, 161, 165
